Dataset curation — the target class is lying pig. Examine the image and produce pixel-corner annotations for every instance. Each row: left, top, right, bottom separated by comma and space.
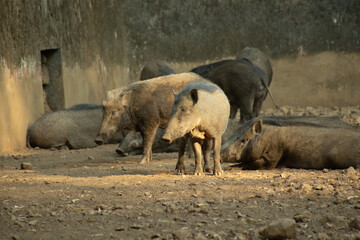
221, 116, 360, 169
95, 72, 203, 164
162, 80, 230, 176
27, 104, 125, 149
140, 60, 176, 80
116, 128, 178, 156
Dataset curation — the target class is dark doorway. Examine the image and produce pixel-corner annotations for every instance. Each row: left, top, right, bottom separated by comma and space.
41, 49, 64, 112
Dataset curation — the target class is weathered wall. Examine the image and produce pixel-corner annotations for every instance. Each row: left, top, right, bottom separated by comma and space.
0, 0, 129, 152
1, 0, 359, 153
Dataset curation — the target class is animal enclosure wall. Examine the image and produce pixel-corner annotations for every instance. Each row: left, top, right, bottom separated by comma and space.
0, 0, 359, 153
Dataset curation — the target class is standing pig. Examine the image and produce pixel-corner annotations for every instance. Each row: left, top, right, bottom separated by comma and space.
191, 59, 277, 122
140, 60, 176, 80
221, 116, 360, 169
95, 72, 202, 164
236, 47, 273, 86
161, 80, 230, 176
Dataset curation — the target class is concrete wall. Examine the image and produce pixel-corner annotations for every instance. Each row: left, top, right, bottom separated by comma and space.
0, 1, 129, 152
1, 0, 359, 153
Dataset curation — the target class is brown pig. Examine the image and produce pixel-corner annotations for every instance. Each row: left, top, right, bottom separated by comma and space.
162, 80, 230, 176
95, 72, 202, 164
221, 116, 360, 169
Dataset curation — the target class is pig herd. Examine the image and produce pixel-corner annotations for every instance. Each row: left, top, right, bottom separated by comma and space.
27, 47, 360, 176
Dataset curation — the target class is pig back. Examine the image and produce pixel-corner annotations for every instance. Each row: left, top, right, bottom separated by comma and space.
127, 72, 203, 128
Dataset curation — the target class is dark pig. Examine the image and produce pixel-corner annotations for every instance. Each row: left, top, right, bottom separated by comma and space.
207, 60, 270, 122
140, 60, 176, 80
116, 128, 178, 156
27, 104, 125, 149
221, 116, 360, 169
236, 47, 273, 86
190, 59, 234, 79
162, 80, 230, 176
95, 72, 202, 164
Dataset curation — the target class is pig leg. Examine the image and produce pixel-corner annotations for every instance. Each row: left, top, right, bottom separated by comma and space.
202, 139, 213, 173
229, 105, 238, 119
138, 127, 157, 164
213, 136, 224, 176
175, 135, 188, 174
239, 98, 255, 123
191, 138, 203, 175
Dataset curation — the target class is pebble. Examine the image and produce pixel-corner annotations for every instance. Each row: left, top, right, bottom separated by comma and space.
298, 183, 312, 192
259, 218, 296, 240
88, 156, 95, 160
346, 166, 356, 174
172, 229, 192, 240
349, 216, 360, 230
21, 162, 32, 170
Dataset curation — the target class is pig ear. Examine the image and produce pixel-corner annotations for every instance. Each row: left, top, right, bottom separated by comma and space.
120, 90, 131, 107
190, 89, 198, 105
251, 119, 263, 134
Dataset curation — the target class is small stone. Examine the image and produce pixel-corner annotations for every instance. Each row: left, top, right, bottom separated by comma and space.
21, 162, 32, 170
115, 226, 125, 231
299, 183, 312, 192
11, 235, 20, 240
172, 229, 192, 240
259, 218, 296, 240
349, 216, 360, 230
350, 175, 360, 181
28, 219, 38, 226
130, 224, 142, 229
317, 232, 331, 240
194, 233, 207, 240
346, 167, 356, 174
88, 156, 95, 160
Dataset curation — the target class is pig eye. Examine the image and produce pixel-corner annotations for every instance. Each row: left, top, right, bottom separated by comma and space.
180, 106, 187, 112
111, 111, 116, 116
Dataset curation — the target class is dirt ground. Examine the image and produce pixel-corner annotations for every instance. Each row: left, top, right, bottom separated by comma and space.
1, 106, 360, 240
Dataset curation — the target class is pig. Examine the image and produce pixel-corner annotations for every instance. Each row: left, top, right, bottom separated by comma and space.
236, 47, 277, 111
161, 80, 230, 176
191, 58, 277, 122
236, 47, 273, 86
95, 72, 203, 164
27, 104, 125, 149
207, 60, 275, 122
221, 116, 360, 169
116, 128, 178, 156
140, 60, 176, 80
190, 59, 234, 79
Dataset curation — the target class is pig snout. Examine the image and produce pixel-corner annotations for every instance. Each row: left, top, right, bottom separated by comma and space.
160, 137, 172, 145
115, 148, 128, 156
95, 135, 105, 145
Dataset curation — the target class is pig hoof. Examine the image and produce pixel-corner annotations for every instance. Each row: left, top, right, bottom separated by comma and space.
204, 166, 213, 173
214, 169, 224, 176
138, 159, 148, 164
194, 170, 203, 176
175, 167, 185, 174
